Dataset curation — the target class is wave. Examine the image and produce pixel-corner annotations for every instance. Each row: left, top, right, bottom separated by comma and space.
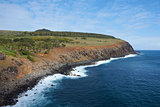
69, 54, 137, 78
8, 54, 137, 107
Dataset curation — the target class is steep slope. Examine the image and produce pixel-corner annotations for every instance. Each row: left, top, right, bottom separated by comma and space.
0, 41, 135, 106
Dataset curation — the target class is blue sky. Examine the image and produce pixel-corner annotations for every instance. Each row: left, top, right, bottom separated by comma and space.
0, 0, 160, 50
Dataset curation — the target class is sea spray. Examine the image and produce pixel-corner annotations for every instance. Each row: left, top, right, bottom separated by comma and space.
9, 54, 136, 107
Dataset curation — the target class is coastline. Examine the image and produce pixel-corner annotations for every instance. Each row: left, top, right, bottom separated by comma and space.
0, 41, 136, 106
9, 54, 137, 107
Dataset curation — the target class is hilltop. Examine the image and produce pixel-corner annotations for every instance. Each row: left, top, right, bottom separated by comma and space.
35, 28, 52, 32
0, 29, 121, 61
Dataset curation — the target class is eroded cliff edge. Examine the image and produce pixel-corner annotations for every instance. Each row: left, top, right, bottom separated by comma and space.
0, 41, 135, 106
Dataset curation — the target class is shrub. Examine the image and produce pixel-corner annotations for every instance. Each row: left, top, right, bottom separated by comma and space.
44, 49, 50, 54
20, 50, 33, 56
81, 37, 87, 39
27, 55, 35, 62
61, 44, 66, 47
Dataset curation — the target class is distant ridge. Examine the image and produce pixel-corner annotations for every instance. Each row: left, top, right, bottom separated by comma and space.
0, 29, 115, 39
35, 29, 51, 32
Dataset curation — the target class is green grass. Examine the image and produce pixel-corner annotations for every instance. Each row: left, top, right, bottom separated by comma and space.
27, 55, 35, 62
19, 50, 35, 62
19, 50, 34, 56
65, 37, 123, 47
0, 29, 115, 39
0, 36, 73, 55
0, 29, 123, 60
0, 47, 16, 57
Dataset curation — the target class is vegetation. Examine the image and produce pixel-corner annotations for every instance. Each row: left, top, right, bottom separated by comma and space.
0, 29, 121, 61
0, 29, 115, 39
0, 36, 72, 61
0, 47, 16, 57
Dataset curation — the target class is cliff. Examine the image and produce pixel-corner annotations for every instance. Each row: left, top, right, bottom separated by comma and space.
0, 41, 135, 106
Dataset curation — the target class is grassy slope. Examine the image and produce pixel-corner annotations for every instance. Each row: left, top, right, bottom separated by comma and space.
0, 29, 123, 46
65, 37, 122, 47
0, 29, 124, 62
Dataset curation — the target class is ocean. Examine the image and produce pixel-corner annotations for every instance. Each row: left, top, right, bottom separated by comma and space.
10, 50, 160, 107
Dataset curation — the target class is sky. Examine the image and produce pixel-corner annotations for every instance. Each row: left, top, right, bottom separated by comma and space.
0, 0, 160, 50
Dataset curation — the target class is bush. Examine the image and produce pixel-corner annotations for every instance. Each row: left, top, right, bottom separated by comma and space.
61, 44, 66, 47
44, 49, 50, 54
81, 37, 87, 39
20, 50, 33, 56
27, 55, 35, 62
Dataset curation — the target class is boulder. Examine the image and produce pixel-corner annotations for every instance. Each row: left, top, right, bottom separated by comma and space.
0, 52, 6, 60
51, 84, 55, 86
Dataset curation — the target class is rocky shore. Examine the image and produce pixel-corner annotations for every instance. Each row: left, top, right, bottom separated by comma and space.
0, 41, 135, 106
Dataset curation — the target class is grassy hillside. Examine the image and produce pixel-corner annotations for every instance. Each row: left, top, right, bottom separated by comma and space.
0, 29, 115, 38
0, 29, 123, 61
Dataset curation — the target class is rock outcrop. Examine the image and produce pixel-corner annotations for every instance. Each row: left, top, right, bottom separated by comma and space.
0, 52, 6, 60
0, 41, 135, 106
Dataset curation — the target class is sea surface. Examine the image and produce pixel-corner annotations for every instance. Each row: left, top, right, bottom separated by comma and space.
10, 50, 160, 107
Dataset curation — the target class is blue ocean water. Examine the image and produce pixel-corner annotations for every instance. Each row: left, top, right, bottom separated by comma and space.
13, 51, 160, 107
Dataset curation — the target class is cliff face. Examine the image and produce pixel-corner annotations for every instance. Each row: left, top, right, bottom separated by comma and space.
0, 41, 135, 106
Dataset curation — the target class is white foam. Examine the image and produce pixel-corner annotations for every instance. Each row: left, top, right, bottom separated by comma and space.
8, 54, 136, 107
8, 74, 65, 107
124, 54, 137, 58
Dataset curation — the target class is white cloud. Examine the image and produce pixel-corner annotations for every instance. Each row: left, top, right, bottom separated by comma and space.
0, 3, 33, 30
125, 36, 160, 50
0, 0, 160, 50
